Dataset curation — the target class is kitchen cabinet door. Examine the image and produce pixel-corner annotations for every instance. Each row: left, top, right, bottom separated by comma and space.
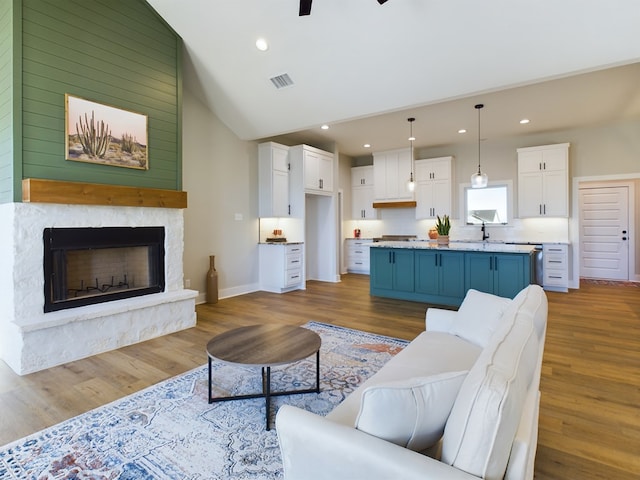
414, 157, 452, 219
439, 252, 465, 298
415, 250, 439, 295
517, 143, 569, 218
465, 253, 494, 294
465, 252, 531, 298
415, 250, 465, 298
373, 149, 413, 201
370, 248, 394, 290
370, 248, 414, 292
351, 165, 374, 187
292, 145, 334, 195
352, 166, 377, 220
492, 254, 526, 298
352, 185, 376, 220
258, 142, 290, 217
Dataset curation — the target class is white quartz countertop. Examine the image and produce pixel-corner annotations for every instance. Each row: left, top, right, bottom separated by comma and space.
370, 240, 537, 254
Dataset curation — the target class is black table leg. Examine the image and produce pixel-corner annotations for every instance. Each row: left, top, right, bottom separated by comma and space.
265, 366, 271, 430
208, 356, 213, 404
315, 350, 320, 393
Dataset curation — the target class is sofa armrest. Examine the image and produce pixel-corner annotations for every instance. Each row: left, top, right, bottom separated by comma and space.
276, 405, 479, 480
425, 308, 458, 333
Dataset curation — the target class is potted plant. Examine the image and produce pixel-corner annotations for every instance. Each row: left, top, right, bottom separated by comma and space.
435, 214, 450, 245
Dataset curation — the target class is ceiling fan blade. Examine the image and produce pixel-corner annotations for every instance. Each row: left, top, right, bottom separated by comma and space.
299, 0, 312, 16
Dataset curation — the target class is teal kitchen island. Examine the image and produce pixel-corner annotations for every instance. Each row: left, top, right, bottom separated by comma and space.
370, 241, 536, 307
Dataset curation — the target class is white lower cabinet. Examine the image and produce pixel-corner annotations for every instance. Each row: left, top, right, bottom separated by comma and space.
346, 239, 371, 274
259, 243, 304, 293
543, 244, 568, 292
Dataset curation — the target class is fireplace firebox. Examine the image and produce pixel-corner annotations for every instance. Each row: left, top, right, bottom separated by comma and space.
43, 227, 165, 312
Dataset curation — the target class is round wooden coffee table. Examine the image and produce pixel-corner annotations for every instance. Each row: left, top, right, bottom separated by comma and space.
206, 324, 322, 430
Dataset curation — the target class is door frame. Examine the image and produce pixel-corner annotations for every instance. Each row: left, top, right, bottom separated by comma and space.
570, 174, 638, 287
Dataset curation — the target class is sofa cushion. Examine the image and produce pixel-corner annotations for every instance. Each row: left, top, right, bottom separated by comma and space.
441, 291, 540, 480
451, 289, 511, 348
327, 331, 482, 427
355, 371, 468, 452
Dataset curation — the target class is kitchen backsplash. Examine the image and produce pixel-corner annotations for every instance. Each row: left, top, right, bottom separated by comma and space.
346, 208, 569, 243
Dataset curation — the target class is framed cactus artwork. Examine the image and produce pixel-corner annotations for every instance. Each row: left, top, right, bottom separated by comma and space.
65, 94, 148, 170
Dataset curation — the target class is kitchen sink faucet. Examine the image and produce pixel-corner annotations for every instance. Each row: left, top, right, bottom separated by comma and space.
481, 222, 490, 241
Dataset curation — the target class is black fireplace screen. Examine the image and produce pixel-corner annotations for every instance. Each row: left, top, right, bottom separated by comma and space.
43, 227, 165, 312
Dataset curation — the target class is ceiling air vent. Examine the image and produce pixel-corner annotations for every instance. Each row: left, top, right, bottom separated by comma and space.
270, 73, 294, 89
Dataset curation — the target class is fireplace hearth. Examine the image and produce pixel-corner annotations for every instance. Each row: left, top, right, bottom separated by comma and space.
43, 226, 165, 312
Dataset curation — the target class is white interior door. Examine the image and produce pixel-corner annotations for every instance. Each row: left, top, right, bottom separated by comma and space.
579, 186, 629, 280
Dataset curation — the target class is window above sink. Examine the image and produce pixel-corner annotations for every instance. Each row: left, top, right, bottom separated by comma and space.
462, 181, 512, 225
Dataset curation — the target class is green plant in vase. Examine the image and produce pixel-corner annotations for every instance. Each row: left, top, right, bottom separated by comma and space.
435, 214, 450, 245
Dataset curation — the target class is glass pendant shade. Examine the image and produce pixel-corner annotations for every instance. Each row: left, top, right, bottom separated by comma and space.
407, 173, 415, 192
470, 170, 488, 188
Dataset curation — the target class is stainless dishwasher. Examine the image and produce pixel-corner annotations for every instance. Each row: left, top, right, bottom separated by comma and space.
506, 243, 543, 286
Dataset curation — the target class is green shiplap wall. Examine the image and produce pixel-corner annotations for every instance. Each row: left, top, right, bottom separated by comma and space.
0, 0, 13, 203
19, 0, 182, 197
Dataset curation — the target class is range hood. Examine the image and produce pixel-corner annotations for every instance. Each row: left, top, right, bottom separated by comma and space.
372, 201, 417, 209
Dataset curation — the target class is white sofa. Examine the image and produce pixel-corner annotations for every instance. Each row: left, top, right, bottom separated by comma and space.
276, 284, 548, 480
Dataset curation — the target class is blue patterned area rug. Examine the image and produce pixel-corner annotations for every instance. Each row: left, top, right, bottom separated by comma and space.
0, 322, 407, 479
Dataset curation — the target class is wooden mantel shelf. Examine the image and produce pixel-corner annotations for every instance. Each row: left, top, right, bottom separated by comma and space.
22, 179, 187, 209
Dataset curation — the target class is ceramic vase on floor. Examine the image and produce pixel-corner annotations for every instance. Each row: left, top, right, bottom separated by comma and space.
206, 255, 219, 304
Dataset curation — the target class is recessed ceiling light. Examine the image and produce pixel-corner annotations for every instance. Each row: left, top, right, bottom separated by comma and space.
520, 118, 530, 124
458, 129, 467, 134
255, 38, 269, 51
321, 124, 329, 130
363, 144, 371, 148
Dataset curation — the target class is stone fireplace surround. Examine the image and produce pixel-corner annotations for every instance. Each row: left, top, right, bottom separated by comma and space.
0, 201, 197, 375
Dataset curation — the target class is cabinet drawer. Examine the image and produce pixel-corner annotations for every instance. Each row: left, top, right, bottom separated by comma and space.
286, 254, 302, 269
285, 269, 302, 287
349, 248, 370, 258
544, 254, 566, 266
285, 244, 303, 255
348, 258, 369, 268
544, 270, 568, 285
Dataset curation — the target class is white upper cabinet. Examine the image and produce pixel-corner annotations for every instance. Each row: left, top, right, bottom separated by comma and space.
290, 145, 334, 195
414, 156, 453, 219
373, 148, 414, 201
351, 166, 378, 220
258, 142, 290, 217
351, 165, 374, 187
517, 143, 569, 218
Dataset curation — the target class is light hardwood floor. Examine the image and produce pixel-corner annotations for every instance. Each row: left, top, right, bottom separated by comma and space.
0, 275, 638, 479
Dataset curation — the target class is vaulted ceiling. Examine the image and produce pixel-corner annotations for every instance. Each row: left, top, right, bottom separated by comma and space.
147, 0, 640, 157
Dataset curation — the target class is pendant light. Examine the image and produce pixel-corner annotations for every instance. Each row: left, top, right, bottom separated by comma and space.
471, 104, 488, 188
406, 117, 416, 192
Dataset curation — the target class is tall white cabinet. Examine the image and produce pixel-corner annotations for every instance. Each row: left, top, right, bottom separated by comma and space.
373, 148, 414, 202
517, 143, 569, 218
414, 156, 452, 219
258, 142, 290, 217
351, 166, 377, 220
289, 144, 338, 284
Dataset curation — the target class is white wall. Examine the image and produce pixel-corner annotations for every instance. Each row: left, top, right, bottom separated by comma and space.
182, 89, 260, 301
